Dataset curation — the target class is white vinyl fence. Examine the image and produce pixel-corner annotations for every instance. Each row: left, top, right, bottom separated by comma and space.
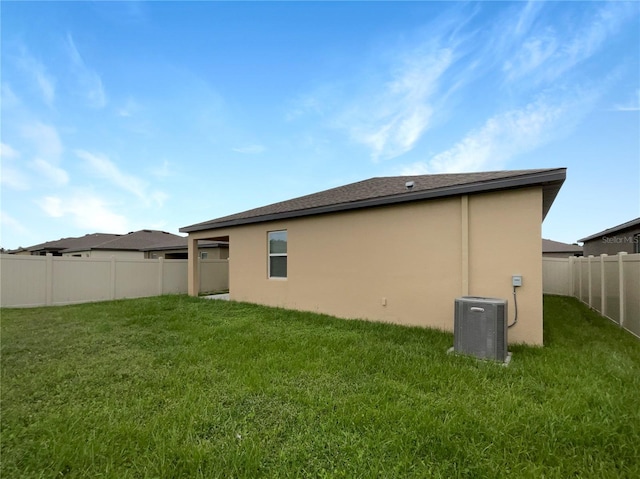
0, 254, 228, 308
543, 253, 640, 338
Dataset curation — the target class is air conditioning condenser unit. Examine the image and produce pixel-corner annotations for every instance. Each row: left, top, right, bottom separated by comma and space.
454, 296, 508, 362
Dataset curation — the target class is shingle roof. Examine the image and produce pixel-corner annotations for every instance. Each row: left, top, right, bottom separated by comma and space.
63, 230, 184, 253
181, 168, 566, 233
27, 233, 121, 253
578, 217, 640, 243
542, 239, 583, 254
140, 237, 228, 252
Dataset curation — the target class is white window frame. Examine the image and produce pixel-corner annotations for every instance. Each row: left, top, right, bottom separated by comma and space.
268, 230, 287, 279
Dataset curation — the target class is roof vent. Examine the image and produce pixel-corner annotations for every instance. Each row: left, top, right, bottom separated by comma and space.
405, 181, 415, 190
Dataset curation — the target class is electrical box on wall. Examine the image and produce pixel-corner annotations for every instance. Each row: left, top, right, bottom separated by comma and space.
512, 275, 523, 287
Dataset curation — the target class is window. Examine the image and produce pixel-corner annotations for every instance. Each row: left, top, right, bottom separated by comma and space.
200, 252, 208, 259
268, 230, 287, 278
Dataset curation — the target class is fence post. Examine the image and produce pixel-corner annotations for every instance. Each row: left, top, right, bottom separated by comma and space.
110, 256, 116, 300
587, 255, 593, 308
600, 254, 607, 316
568, 256, 574, 297
578, 257, 583, 302
45, 253, 53, 306
158, 257, 164, 295
618, 252, 626, 329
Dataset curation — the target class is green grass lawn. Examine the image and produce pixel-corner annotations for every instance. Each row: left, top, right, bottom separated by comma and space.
1, 295, 639, 478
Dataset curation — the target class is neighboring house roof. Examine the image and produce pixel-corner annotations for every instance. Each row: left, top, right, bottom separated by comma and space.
140, 237, 228, 252
181, 168, 566, 233
63, 230, 184, 253
542, 239, 583, 254
578, 217, 640, 243
27, 233, 122, 253
5, 247, 29, 254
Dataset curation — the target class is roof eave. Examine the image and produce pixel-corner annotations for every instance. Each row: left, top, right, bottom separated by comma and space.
180, 168, 566, 233
578, 217, 640, 242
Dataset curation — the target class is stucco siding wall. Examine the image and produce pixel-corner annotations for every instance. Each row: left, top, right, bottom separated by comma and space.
469, 188, 543, 344
204, 187, 544, 345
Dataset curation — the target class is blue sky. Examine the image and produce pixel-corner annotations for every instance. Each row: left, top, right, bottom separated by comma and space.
1, 1, 638, 250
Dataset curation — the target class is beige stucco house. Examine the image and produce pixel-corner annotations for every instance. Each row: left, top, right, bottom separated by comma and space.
143, 238, 229, 260
181, 168, 566, 346
14, 229, 228, 260
61, 230, 185, 258
542, 239, 583, 258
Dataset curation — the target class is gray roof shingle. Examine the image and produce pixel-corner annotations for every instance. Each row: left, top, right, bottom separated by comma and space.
181, 168, 566, 233
27, 233, 122, 253
62, 230, 184, 253
578, 217, 640, 243
542, 239, 583, 254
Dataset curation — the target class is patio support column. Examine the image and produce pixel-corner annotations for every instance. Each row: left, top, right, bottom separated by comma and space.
188, 236, 199, 296
461, 195, 469, 296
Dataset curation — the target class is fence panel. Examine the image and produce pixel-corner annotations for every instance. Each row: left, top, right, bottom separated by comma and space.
603, 256, 620, 324
580, 260, 589, 304
200, 260, 229, 293
571, 258, 581, 297
542, 258, 570, 295
0, 255, 47, 307
543, 254, 639, 339
590, 258, 602, 312
623, 255, 640, 337
114, 259, 159, 299
52, 257, 112, 305
1, 254, 228, 307
163, 260, 188, 294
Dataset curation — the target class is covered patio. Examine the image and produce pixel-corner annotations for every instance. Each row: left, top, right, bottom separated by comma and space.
187, 234, 230, 296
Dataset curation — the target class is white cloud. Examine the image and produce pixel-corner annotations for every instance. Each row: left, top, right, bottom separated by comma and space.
76, 149, 145, 197
232, 145, 266, 154
117, 97, 140, 117
0, 143, 29, 190
0, 166, 30, 190
612, 90, 640, 112
0, 143, 20, 159
76, 149, 167, 207
66, 33, 107, 108
1, 82, 21, 108
151, 160, 172, 178
503, 2, 636, 84
21, 122, 63, 160
0, 211, 30, 237
400, 88, 600, 175
503, 32, 558, 82
513, 0, 545, 38
30, 158, 69, 186
39, 193, 128, 232
339, 46, 454, 162
17, 47, 55, 107
150, 191, 169, 207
